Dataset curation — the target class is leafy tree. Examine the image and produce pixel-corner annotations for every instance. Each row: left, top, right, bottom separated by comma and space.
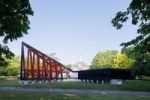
112, 53, 134, 69
0, 55, 9, 75
90, 50, 118, 69
6, 56, 20, 76
0, 45, 14, 66
112, 0, 150, 54
0, 0, 33, 66
0, 56, 20, 76
66, 64, 72, 69
121, 47, 135, 58
133, 53, 150, 79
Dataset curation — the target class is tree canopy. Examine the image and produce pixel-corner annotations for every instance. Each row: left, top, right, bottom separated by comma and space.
0, 0, 33, 66
133, 53, 150, 79
112, 53, 133, 69
0, 56, 20, 76
90, 50, 118, 69
90, 50, 134, 69
121, 47, 134, 58
112, 0, 150, 53
66, 64, 72, 69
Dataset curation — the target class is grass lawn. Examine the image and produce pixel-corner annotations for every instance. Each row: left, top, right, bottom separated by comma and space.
0, 91, 150, 100
0, 79, 150, 91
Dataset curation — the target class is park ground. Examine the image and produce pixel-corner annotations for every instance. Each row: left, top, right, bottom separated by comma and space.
0, 91, 150, 100
0, 79, 150, 91
0, 79, 150, 100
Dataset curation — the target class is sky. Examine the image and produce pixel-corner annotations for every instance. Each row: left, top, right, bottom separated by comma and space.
7, 0, 138, 65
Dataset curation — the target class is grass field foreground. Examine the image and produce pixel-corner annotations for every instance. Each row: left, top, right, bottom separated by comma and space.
0, 80, 150, 91
0, 91, 150, 100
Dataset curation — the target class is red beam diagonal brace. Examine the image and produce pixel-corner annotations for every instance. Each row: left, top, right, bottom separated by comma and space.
20, 42, 73, 82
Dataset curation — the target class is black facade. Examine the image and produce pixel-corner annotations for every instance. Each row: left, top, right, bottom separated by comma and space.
77, 68, 133, 84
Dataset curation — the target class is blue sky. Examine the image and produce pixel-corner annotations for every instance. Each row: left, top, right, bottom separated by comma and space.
7, 0, 137, 65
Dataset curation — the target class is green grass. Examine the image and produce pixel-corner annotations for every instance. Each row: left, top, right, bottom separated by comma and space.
0, 79, 150, 91
0, 91, 150, 100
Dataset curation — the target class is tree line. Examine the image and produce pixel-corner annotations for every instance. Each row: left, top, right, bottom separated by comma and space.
90, 50, 133, 69
90, 47, 150, 79
0, 56, 20, 76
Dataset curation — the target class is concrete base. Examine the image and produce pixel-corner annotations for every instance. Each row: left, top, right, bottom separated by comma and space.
101, 80, 104, 84
19, 80, 51, 85
23, 81, 29, 85
110, 79, 122, 85
45, 80, 48, 83
38, 81, 42, 84
31, 80, 36, 84
18, 80, 23, 85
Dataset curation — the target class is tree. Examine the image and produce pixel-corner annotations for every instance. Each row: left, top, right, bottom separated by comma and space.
133, 53, 150, 79
112, 53, 134, 69
90, 50, 118, 69
112, 0, 150, 54
66, 64, 72, 69
0, 45, 14, 66
0, 0, 33, 66
121, 47, 135, 58
0, 54, 9, 75
0, 56, 20, 76
6, 56, 20, 76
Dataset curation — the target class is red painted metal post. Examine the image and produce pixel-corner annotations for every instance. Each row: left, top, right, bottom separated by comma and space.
20, 43, 24, 80
37, 57, 40, 80
60, 65, 63, 80
26, 48, 30, 79
31, 52, 35, 80
50, 62, 52, 81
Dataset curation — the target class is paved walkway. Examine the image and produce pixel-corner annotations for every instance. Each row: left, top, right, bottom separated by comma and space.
0, 87, 150, 96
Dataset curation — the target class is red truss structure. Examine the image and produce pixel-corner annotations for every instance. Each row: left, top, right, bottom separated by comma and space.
20, 42, 72, 81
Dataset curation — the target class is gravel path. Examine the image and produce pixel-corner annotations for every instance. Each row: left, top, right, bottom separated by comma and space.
0, 87, 150, 96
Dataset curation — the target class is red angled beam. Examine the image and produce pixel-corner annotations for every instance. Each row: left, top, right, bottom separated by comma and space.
20, 42, 72, 82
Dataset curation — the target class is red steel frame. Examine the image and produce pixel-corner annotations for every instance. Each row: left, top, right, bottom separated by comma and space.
20, 42, 72, 81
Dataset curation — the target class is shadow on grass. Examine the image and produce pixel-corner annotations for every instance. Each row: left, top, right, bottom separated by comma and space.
0, 91, 150, 100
